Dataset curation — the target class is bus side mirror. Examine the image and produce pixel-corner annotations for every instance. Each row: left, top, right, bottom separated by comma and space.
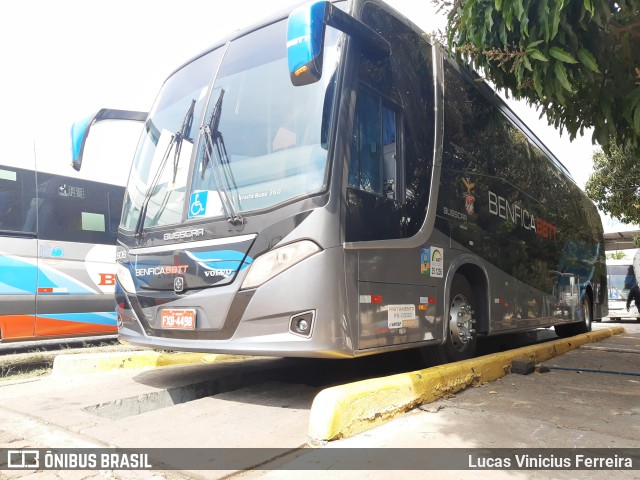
287, 2, 327, 86
286, 1, 390, 87
70, 108, 147, 171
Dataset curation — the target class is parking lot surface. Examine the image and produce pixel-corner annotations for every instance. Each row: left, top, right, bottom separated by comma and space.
0, 321, 638, 479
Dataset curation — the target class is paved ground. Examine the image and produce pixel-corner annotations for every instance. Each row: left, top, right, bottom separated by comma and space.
0, 321, 637, 479
242, 321, 640, 479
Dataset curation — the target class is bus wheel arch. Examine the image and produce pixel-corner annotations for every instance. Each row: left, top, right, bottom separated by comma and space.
454, 263, 490, 336
555, 288, 593, 337
420, 261, 489, 365
582, 287, 593, 331
446, 274, 478, 357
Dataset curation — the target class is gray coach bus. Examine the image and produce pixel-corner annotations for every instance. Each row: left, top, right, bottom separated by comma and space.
72, 0, 607, 363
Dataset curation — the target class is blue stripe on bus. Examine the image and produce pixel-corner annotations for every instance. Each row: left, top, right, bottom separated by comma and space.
38, 312, 117, 326
37, 268, 95, 294
0, 256, 37, 293
186, 250, 253, 271
0, 280, 34, 294
0, 255, 96, 294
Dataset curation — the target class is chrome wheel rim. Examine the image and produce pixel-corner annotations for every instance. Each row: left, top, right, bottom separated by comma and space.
449, 293, 475, 352
583, 298, 592, 329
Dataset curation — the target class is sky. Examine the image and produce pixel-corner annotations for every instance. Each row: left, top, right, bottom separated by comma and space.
0, 1, 599, 191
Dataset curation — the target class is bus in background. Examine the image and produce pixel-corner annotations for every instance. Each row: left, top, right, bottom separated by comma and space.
71, 0, 607, 363
0, 116, 143, 341
606, 250, 640, 322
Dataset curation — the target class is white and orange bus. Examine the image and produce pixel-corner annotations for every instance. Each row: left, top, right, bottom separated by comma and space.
0, 119, 142, 341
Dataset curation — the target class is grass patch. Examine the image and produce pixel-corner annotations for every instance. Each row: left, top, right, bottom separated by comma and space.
0, 342, 143, 381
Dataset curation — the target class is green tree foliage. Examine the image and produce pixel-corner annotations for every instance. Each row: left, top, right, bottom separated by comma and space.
436, 0, 640, 150
585, 140, 640, 222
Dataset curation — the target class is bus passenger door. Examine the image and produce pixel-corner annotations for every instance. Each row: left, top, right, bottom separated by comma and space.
0, 164, 38, 340
346, 84, 412, 351
346, 83, 439, 350
344, 3, 439, 351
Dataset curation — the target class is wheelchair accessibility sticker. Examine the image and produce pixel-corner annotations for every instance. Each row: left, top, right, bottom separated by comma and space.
189, 191, 208, 218
188, 190, 227, 219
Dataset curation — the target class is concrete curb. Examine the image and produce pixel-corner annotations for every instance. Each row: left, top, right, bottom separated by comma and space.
51, 350, 247, 377
308, 326, 625, 443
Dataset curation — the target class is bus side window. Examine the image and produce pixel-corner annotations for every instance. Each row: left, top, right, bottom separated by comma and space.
0, 167, 36, 234
0, 190, 19, 230
382, 106, 397, 199
35, 173, 119, 245
349, 86, 399, 200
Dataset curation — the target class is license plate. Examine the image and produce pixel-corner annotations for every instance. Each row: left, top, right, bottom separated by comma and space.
160, 308, 196, 330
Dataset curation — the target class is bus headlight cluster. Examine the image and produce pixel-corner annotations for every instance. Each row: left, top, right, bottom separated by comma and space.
116, 263, 137, 294
241, 240, 321, 290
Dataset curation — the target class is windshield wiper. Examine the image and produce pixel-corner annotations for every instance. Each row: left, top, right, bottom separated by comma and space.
200, 89, 244, 226
134, 99, 196, 238
173, 99, 195, 182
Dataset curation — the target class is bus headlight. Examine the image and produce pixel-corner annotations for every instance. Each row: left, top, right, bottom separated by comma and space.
241, 240, 321, 290
116, 263, 137, 294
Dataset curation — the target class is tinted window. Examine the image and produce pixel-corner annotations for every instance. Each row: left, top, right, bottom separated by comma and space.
190, 20, 341, 217
35, 173, 123, 244
439, 63, 558, 293
440, 61, 605, 300
349, 87, 399, 197
346, 3, 435, 242
0, 166, 36, 235
121, 48, 223, 231
608, 265, 636, 295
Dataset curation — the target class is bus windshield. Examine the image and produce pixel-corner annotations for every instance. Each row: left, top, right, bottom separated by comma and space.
121, 18, 341, 232
608, 264, 636, 299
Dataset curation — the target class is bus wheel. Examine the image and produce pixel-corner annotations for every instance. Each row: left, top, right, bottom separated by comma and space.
555, 295, 592, 337
420, 274, 478, 365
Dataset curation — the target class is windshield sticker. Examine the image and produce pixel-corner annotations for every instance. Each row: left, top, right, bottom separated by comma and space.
421, 246, 443, 278
189, 190, 224, 218
238, 188, 283, 202
189, 191, 208, 217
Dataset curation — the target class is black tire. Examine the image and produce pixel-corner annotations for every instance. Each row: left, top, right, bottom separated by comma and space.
555, 294, 592, 337
420, 274, 478, 365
